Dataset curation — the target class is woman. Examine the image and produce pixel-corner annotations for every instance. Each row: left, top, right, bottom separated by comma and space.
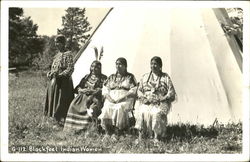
44, 35, 74, 126
99, 57, 137, 137
64, 60, 107, 132
135, 56, 176, 142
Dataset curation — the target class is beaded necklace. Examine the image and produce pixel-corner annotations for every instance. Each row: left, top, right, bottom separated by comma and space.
146, 71, 162, 93
114, 71, 128, 88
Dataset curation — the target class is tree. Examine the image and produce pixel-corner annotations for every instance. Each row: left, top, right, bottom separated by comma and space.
57, 8, 92, 52
225, 8, 243, 51
32, 35, 58, 70
9, 7, 45, 67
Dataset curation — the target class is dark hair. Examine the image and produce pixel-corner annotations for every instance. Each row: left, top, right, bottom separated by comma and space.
90, 60, 102, 73
151, 56, 162, 68
55, 35, 66, 44
116, 57, 127, 67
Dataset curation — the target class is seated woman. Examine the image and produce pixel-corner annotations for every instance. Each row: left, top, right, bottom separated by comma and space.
135, 56, 177, 142
63, 60, 107, 132
99, 57, 137, 137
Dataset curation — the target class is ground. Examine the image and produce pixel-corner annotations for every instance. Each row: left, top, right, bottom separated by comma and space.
8, 71, 242, 153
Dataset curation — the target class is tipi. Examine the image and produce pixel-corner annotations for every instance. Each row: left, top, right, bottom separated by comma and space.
72, 8, 242, 125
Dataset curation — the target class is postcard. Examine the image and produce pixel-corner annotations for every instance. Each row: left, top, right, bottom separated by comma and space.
1, 0, 249, 161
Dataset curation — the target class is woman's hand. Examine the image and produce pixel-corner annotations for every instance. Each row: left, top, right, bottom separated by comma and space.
115, 97, 126, 104
47, 72, 53, 80
139, 97, 149, 104
106, 95, 116, 103
57, 74, 64, 79
86, 89, 95, 95
78, 88, 93, 94
92, 88, 101, 95
159, 95, 167, 102
47, 71, 51, 78
78, 88, 84, 93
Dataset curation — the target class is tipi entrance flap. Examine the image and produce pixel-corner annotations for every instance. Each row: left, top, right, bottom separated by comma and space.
169, 8, 233, 125
202, 8, 242, 121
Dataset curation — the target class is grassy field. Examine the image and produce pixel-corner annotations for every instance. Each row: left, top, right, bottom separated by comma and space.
8, 71, 242, 153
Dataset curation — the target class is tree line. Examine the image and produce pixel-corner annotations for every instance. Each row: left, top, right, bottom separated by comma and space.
9, 7, 91, 70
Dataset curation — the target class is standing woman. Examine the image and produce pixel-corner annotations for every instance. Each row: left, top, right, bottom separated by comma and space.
64, 60, 107, 132
99, 57, 137, 137
44, 35, 74, 126
135, 56, 176, 142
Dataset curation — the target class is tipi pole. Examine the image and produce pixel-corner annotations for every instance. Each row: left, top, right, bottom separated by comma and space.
73, 8, 114, 63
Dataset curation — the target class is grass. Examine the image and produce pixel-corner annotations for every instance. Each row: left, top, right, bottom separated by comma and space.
8, 71, 242, 153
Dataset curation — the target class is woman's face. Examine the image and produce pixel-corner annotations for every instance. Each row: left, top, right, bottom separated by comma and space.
55, 40, 65, 51
116, 60, 126, 73
91, 62, 101, 75
150, 59, 161, 73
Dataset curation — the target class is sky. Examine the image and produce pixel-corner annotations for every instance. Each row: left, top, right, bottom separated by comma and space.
23, 8, 110, 36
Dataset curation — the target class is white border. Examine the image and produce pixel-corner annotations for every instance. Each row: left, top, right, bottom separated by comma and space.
242, 0, 250, 160
1, 1, 249, 161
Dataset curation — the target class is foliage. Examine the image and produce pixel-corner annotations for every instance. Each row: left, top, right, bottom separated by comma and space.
32, 35, 78, 71
226, 8, 243, 26
9, 8, 45, 67
224, 8, 243, 51
57, 8, 92, 52
32, 35, 57, 70
8, 71, 242, 154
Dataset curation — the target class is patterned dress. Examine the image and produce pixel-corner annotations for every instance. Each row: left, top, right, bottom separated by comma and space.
135, 72, 176, 137
99, 72, 137, 130
44, 51, 74, 121
64, 74, 107, 131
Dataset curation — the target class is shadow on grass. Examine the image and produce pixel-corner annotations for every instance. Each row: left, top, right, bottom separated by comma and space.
164, 124, 218, 141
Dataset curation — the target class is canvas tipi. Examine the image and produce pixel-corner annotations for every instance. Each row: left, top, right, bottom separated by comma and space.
72, 8, 242, 125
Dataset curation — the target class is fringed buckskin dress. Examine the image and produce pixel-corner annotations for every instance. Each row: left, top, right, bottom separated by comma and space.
135, 72, 176, 137
99, 72, 137, 130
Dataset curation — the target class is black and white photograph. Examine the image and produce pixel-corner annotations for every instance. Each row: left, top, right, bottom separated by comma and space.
1, 0, 249, 161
